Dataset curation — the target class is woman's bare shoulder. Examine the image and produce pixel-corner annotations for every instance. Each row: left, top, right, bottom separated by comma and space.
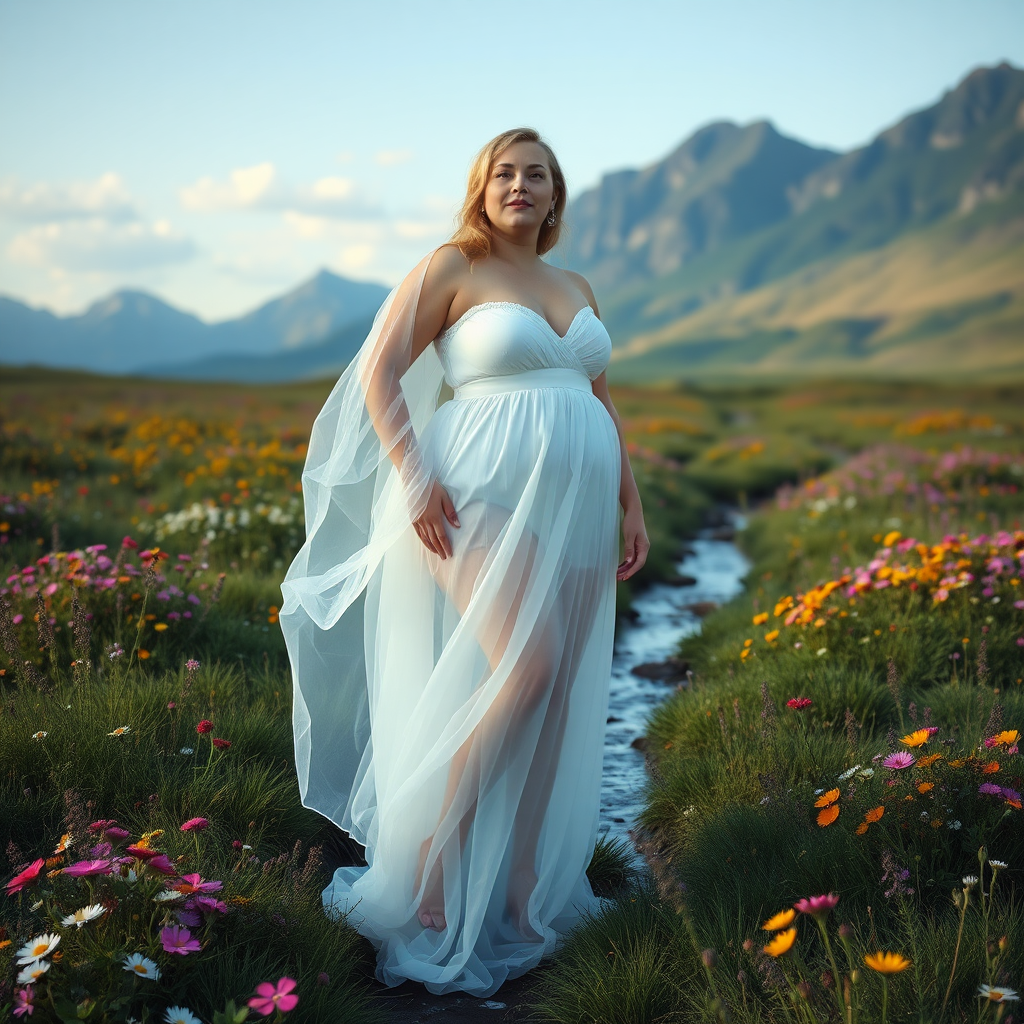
560, 268, 599, 315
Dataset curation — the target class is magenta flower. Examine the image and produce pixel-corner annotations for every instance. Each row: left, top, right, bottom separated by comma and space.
88, 819, 117, 832
794, 893, 839, 919
191, 895, 229, 915
6, 858, 45, 895
248, 976, 299, 1015
63, 859, 113, 877
180, 817, 209, 833
173, 872, 223, 894
160, 924, 202, 955
882, 752, 916, 770
145, 853, 178, 875
786, 697, 813, 711
12, 986, 35, 1018
104, 826, 130, 841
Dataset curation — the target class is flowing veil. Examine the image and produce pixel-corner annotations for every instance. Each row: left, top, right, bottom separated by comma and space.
280, 248, 443, 843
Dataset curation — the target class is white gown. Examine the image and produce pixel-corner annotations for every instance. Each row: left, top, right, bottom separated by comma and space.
281, 278, 621, 996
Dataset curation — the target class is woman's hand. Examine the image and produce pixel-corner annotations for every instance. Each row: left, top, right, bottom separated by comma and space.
413, 480, 460, 559
617, 505, 649, 582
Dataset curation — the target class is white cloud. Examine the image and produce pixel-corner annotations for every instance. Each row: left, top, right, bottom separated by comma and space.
374, 149, 413, 167
9, 219, 196, 272
179, 163, 380, 218
0, 172, 138, 223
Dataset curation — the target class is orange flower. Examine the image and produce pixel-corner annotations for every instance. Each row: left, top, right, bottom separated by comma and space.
855, 822, 869, 835
764, 630, 780, 643
762, 909, 796, 931
752, 612, 768, 625
814, 789, 840, 808
917, 754, 943, 768
763, 928, 797, 957
916, 782, 934, 794
817, 804, 840, 827
982, 762, 1000, 774
900, 729, 930, 748
865, 806, 885, 823
995, 730, 1020, 746
138, 649, 150, 660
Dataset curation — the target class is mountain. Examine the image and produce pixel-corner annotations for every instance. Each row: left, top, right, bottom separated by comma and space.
559, 62, 1024, 381
0, 270, 390, 375
564, 120, 838, 291
140, 315, 374, 382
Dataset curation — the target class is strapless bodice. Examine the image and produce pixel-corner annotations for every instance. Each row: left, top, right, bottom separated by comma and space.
433, 301, 612, 392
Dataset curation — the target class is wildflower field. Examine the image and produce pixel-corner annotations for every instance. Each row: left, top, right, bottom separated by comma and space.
1, 365, 1022, 1021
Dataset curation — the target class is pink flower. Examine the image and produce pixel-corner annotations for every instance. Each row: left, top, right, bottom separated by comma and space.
63, 859, 113, 877
794, 893, 839, 919
145, 853, 178, 875
883, 751, 916, 770
88, 819, 117, 832
12, 986, 35, 1018
191, 895, 229, 914
125, 844, 159, 860
6, 858, 45, 894
160, 924, 202, 955
196, 720, 213, 735
786, 697, 813, 711
180, 817, 209, 833
248, 976, 299, 1016
173, 872, 223, 894
122, 535, 138, 549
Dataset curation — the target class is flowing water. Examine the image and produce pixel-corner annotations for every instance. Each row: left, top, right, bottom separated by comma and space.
598, 509, 750, 859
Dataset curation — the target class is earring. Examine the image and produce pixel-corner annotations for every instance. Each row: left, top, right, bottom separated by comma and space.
546, 207, 556, 226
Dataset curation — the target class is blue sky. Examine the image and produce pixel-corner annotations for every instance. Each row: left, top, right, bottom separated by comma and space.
1, 0, 1021, 321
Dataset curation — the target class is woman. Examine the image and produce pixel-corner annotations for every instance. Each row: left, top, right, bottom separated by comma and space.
280, 127, 648, 997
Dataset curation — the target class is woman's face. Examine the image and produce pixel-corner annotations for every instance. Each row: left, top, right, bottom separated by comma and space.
482, 141, 556, 236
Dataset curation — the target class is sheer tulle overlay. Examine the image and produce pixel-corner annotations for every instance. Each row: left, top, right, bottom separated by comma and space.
280, 249, 620, 996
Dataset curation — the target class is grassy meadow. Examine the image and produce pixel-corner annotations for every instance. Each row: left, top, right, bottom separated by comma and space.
1, 365, 1022, 1021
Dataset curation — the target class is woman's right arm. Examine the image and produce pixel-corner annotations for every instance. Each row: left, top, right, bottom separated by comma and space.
359, 244, 466, 559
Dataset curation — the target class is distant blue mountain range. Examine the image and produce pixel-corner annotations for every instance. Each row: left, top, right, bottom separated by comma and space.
0, 270, 390, 379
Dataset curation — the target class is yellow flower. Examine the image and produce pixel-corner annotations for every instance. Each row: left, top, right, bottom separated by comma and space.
743, 638, 753, 647
917, 753, 943, 768
996, 730, 1020, 746
900, 729, 930, 748
740, 650, 750, 660
153, 623, 169, 632
814, 789, 840, 808
762, 909, 796, 931
752, 612, 768, 625
763, 928, 797, 957
917, 782, 934, 794
764, 630, 780, 643
883, 530, 901, 547
864, 951, 911, 974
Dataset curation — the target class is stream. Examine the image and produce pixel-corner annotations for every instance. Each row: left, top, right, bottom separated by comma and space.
598, 508, 751, 860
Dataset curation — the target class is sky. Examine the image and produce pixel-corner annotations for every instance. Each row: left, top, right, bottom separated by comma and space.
1, 0, 1022, 322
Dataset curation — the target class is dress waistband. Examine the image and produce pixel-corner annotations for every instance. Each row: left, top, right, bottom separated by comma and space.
453, 368, 592, 400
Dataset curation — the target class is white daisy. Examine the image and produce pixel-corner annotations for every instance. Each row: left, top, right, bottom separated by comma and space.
122, 952, 161, 980
816, 647, 828, 656
164, 1007, 202, 1024
15, 932, 60, 964
32, 731, 47, 740
989, 860, 1009, 870
979, 984, 1019, 1002
61, 903, 106, 928
963, 875, 979, 887
108, 725, 131, 736
16, 959, 51, 985
153, 889, 184, 902
180, 747, 195, 755
29, 899, 43, 912
838, 765, 862, 781
858, 768, 875, 779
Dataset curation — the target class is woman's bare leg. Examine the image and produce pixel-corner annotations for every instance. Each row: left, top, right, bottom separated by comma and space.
413, 517, 554, 932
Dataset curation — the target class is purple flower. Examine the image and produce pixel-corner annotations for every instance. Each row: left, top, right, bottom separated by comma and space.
979, 782, 1003, 796
160, 924, 202, 955
883, 752, 916, 770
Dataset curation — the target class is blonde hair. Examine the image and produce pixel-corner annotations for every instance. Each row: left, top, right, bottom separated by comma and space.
450, 127, 567, 262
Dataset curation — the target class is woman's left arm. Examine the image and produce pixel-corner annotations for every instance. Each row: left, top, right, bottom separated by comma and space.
591, 369, 650, 581
563, 270, 649, 582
